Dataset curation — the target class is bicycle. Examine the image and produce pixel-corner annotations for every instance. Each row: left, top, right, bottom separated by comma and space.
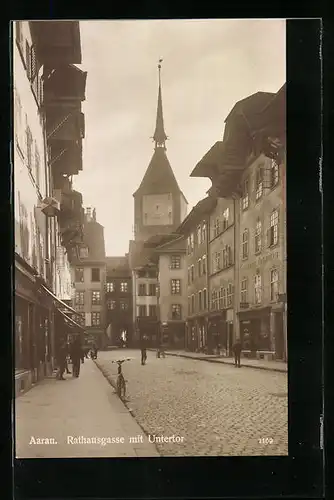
112, 358, 131, 399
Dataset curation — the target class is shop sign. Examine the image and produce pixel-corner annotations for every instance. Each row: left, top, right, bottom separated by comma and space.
241, 251, 280, 270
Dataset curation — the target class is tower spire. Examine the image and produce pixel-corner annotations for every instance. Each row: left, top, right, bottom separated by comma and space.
153, 59, 168, 150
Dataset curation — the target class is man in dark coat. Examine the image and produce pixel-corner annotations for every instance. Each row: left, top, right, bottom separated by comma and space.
232, 339, 242, 368
56, 339, 68, 380
70, 337, 83, 377
140, 336, 147, 365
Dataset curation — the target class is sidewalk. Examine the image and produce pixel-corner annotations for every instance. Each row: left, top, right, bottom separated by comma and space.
147, 349, 287, 373
15, 359, 159, 458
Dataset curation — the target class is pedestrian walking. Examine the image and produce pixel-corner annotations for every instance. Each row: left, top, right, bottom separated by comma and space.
140, 336, 147, 365
65, 341, 72, 374
91, 343, 98, 359
70, 336, 83, 377
56, 339, 68, 380
232, 339, 242, 368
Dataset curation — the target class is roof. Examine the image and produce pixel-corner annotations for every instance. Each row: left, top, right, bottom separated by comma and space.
224, 91, 275, 125
105, 256, 129, 271
82, 220, 106, 260
129, 240, 156, 269
176, 196, 217, 235
133, 148, 182, 197
154, 235, 186, 253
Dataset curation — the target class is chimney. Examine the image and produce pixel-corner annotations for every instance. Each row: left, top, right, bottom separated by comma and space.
86, 207, 92, 222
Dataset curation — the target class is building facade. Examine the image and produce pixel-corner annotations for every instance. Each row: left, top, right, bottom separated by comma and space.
237, 154, 286, 359
130, 62, 187, 345
191, 86, 286, 361
14, 21, 86, 396
105, 256, 133, 347
177, 197, 216, 352
71, 208, 107, 348
208, 197, 235, 355
154, 236, 187, 348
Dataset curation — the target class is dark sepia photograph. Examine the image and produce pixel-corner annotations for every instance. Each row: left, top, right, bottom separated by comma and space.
14, 19, 287, 458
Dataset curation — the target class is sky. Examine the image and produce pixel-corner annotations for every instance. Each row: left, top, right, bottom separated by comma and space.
73, 19, 286, 256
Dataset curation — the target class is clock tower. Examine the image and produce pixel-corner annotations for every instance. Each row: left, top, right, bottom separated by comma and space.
133, 61, 187, 242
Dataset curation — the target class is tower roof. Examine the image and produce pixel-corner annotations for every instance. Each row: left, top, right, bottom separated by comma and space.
133, 147, 182, 196
153, 59, 168, 149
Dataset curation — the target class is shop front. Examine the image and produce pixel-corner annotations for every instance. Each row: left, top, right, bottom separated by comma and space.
208, 311, 228, 354
136, 317, 159, 348
164, 321, 185, 349
238, 307, 272, 357
185, 319, 197, 352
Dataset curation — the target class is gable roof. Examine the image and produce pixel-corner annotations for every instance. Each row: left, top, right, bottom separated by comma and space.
176, 196, 217, 235
154, 235, 186, 253
133, 148, 183, 197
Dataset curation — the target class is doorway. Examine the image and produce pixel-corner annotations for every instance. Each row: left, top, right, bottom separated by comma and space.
274, 312, 284, 359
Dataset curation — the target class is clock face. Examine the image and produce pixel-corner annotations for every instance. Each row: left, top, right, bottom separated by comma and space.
142, 193, 173, 226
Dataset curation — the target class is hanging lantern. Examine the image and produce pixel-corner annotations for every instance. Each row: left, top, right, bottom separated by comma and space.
40, 196, 60, 217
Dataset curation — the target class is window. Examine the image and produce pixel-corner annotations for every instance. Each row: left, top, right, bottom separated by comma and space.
107, 300, 116, 310
120, 282, 128, 293
227, 283, 234, 307
254, 274, 262, 304
197, 225, 202, 245
80, 247, 88, 258
91, 268, 100, 282
222, 288, 227, 308
255, 219, 262, 254
222, 208, 229, 230
75, 291, 84, 305
91, 312, 101, 326
203, 288, 207, 309
201, 222, 207, 242
198, 258, 202, 277
170, 255, 181, 269
202, 255, 207, 275
75, 267, 84, 283
191, 294, 195, 314
92, 291, 101, 305
188, 296, 191, 315
271, 160, 279, 188
138, 283, 146, 296
171, 279, 181, 295
255, 167, 263, 200
190, 265, 194, 283
30, 45, 38, 82
269, 210, 279, 246
270, 269, 279, 301
242, 179, 249, 210
26, 126, 33, 170
148, 283, 156, 296
198, 290, 202, 311
187, 233, 194, 254
187, 267, 191, 284
34, 144, 40, 188
241, 278, 248, 304
211, 290, 218, 310
215, 251, 221, 272
218, 287, 223, 309
138, 305, 146, 317
222, 245, 232, 268
242, 229, 249, 259
120, 300, 129, 311
25, 40, 31, 79
106, 282, 114, 292
172, 304, 182, 319
213, 218, 220, 238
149, 305, 157, 317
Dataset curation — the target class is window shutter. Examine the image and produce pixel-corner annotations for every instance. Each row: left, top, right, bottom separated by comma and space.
30, 45, 37, 81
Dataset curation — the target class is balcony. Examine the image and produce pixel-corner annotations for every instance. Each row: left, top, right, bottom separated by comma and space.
46, 106, 85, 142
49, 139, 83, 176
29, 21, 82, 64
43, 64, 87, 104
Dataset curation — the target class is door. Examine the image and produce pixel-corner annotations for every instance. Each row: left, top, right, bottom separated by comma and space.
274, 312, 284, 359
228, 322, 233, 356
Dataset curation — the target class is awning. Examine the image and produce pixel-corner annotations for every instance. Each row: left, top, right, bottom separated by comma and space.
57, 308, 85, 331
41, 284, 78, 315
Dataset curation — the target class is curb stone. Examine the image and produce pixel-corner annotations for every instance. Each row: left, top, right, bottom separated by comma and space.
147, 349, 287, 373
93, 359, 161, 456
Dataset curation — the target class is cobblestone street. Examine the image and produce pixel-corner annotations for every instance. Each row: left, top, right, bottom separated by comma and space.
96, 349, 288, 457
